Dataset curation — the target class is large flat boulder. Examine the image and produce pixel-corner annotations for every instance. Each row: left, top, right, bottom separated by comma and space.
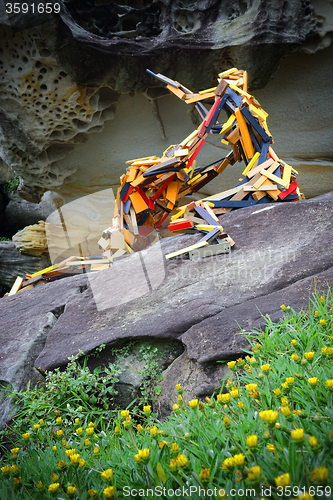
1, 192, 332, 422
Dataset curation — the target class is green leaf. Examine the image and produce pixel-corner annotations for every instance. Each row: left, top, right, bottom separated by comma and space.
156, 462, 167, 484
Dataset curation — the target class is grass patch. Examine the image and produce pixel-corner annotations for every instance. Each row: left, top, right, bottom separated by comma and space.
1, 290, 332, 499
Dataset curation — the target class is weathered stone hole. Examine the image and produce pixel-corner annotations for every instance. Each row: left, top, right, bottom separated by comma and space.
39, 49, 51, 57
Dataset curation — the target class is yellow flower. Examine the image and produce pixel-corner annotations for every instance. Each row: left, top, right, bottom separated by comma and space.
176, 454, 188, 467
327, 347, 333, 356
75, 418, 80, 424
322, 347, 327, 354
22, 432, 30, 440
259, 410, 278, 424
169, 459, 177, 470
227, 360, 237, 371
291, 428, 304, 442
1, 465, 11, 475
280, 406, 291, 417
84, 438, 91, 447
176, 384, 182, 393
51, 473, 59, 482
39, 419, 44, 425
291, 353, 300, 362
248, 465, 261, 481
48, 483, 60, 494
246, 435, 258, 448
37, 480, 43, 490
298, 493, 314, 500
291, 339, 298, 346
138, 448, 150, 461
325, 379, 333, 389
88, 489, 97, 498
281, 397, 288, 406
267, 443, 275, 453
150, 425, 158, 436
308, 377, 319, 386
275, 422, 282, 429
86, 427, 94, 435
233, 453, 245, 466
217, 393, 230, 404
57, 460, 66, 469
222, 457, 234, 470
281, 382, 289, 390
79, 459, 85, 468
94, 447, 100, 454
273, 388, 281, 397
88, 421, 94, 427
286, 377, 294, 385
171, 443, 179, 453
70, 454, 81, 465
136, 424, 144, 432
320, 319, 326, 327
13, 476, 22, 485
304, 352, 315, 361
230, 388, 239, 398
10, 464, 19, 475
10, 448, 19, 454
311, 466, 329, 482
315, 310, 319, 316
223, 416, 230, 428
56, 429, 63, 437
114, 426, 120, 434
143, 405, 151, 413
103, 485, 115, 499
173, 404, 179, 411
280, 304, 286, 310
199, 468, 210, 482
189, 399, 198, 408
237, 358, 244, 366
320, 295, 325, 303
261, 364, 270, 373
178, 395, 183, 402
120, 410, 129, 418
63, 440, 69, 448
294, 409, 303, 417
238, 400, 245, 409
159, 440, 168, 449
275, 473, 290, 486
76, 427, 83, 435
65, 449, 76, 457
67, 485, 77, 496
101, 469, 113, 482
308, 436, 318, 448
33, 424, 40, 430
56, 417, 62, 424
52, 446, 57, 452
245, 383, 257, 392
249, 357, 257, 365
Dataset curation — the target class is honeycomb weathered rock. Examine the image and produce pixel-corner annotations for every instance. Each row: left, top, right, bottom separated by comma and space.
0, 0, 332, 203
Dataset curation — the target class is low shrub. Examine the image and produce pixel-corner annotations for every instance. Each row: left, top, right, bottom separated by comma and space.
1, 290, 332, 499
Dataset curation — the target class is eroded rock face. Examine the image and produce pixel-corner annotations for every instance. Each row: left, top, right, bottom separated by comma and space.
0, 1, 332, 203
0, 240, 51, 289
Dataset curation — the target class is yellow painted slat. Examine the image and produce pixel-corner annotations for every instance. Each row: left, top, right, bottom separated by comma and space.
242, 152, 261, 176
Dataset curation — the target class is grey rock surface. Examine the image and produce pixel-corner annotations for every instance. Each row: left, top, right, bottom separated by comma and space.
0, 274, 87, 429
0, 241, 51, 289
0, 192, 332, 424
34, 192, 333, 372
5, 192, 54, 234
